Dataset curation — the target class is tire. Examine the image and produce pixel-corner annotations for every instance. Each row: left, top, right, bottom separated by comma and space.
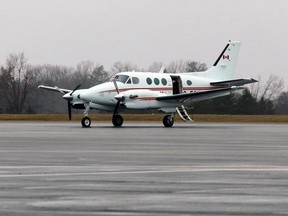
163, 115, 174, 127
81, 116, 91, 128
112, 115, 123, 127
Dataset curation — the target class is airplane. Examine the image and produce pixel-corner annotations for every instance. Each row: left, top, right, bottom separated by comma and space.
38, 41, 257, 128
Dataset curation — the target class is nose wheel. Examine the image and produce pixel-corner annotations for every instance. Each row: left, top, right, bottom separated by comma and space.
81, 116, 91, 128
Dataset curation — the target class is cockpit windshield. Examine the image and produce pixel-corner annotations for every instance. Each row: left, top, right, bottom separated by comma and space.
114, 75, 129, 83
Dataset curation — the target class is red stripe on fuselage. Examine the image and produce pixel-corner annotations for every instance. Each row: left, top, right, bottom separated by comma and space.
101, 86, 220, 93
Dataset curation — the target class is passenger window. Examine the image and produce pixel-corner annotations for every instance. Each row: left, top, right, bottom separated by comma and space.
146, 77, 152, 85
187, 80, 192, 86
161, 78, 167, 85
154, 78, 160, 85
132, 77, 139, 84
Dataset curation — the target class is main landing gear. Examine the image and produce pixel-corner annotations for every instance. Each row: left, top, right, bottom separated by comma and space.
80, 101, 173, 128
163, 115, 174, 127
112, 101, 123, 127
112, 114, 123, 127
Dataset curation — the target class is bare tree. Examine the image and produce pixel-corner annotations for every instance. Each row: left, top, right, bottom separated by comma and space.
275, 91, 288, 114
37, 64, 73, 113
165, 60, 207, 73
111, 61, 139, 73
147, 62, 163, 72
185, 61, 207, 72
71, 61, 94, 88
0, 52, 41, 113
89, 65, 110, 85
166, 60, 188, 73
40, 64, 72, 87
250, 74, 284, 101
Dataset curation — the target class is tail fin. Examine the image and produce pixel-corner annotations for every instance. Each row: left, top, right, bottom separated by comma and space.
193, 41, 241, 81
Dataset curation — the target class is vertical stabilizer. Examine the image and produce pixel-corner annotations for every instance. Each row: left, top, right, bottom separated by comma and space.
193, 41, 241, 81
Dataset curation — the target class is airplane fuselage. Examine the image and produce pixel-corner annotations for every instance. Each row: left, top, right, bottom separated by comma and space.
78, 72, 220, 111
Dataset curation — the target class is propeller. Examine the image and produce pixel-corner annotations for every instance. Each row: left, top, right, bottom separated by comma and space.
70, 84, 81, 96
112, 77, 126, 101
112, 78, 119, 94
64, 84, 81, 121
68, 101, 72, 120
111, 77, 122, 115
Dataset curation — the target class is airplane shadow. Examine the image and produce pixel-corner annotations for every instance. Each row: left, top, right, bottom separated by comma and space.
68, 123, 240, 130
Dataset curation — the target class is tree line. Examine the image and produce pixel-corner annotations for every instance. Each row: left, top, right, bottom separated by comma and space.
192, 74, 287, 115
0, 52, 287, 115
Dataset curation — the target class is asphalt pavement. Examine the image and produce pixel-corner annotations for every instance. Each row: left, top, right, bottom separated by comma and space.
0, 121, 288, 215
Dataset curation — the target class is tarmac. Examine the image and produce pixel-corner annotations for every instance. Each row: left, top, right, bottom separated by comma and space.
0, 121, 288, 215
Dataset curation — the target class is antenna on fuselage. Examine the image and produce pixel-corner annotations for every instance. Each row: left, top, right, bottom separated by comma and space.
159, 66, 167, 73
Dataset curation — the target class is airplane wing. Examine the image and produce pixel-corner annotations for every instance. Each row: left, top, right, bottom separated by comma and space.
38, 85, 72, 94
156, 87, 244, 103
210, 78, 257, 87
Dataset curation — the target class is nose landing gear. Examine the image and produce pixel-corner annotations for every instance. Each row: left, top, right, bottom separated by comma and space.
81, 116, 91, 128
81, 102, 91, 128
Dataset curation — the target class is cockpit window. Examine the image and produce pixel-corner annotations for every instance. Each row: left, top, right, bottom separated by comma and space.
114, 75, 129, 83
126, 78, 132, 84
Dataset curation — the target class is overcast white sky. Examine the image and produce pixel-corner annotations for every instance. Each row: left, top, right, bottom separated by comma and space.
1, 0, 288, 88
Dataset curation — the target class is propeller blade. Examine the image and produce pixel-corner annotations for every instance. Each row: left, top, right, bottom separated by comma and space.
70, 84, 81, 96
112, 79, 119, 94
68, 101, 72, 120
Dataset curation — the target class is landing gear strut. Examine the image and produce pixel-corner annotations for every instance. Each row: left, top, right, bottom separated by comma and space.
81, 102, 91, 128
112, 101, 123, 127
163, 115, 174, 127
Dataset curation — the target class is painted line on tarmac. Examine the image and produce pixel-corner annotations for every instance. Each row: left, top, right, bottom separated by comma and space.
1, 166, 288, 178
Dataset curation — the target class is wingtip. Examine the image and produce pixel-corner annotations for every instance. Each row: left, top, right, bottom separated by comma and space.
251, 78, 258, 83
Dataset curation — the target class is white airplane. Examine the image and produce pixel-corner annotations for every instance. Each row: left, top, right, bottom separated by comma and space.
39, 41, 257, 127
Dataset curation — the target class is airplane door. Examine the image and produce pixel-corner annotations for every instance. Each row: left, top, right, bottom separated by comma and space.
170, 76, 183, 95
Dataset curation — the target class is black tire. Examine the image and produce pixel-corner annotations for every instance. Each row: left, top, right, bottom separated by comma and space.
112, 115, 123, 127
163, 115, 174, 127
81, 116, 91, 128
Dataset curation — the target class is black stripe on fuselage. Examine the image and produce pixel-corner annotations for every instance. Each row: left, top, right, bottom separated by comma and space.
213, 43, 230, 66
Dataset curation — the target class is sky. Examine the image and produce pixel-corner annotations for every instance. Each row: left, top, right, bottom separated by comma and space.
1, 0, 288, 88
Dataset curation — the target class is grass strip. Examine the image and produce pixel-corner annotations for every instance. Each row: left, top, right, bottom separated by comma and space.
0, 114, 288, 123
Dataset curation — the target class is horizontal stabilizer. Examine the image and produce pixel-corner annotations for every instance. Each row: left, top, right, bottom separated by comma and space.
210, 78, 258, 87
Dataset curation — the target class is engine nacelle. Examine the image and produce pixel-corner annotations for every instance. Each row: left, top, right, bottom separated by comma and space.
121, 89, 165, 109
